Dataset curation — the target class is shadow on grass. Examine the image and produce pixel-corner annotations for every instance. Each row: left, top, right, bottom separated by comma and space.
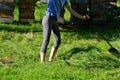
0, 19, 120, 40
0, 22, 42, 33
57, 46, 101, 65
60, 23, 120, 42
58, 46, 100, 60
57, 46, 120, 69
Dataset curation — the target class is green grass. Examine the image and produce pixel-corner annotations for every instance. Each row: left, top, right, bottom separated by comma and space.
0, 23, 120, 80
117, 0, 120, 6
0, 1, 120, 80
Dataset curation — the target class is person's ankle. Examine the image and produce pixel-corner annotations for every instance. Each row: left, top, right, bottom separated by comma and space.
48, 57, 53, 62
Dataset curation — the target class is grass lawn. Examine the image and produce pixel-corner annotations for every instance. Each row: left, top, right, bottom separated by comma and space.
0, 23, 120, 80
0, 1, 120, 80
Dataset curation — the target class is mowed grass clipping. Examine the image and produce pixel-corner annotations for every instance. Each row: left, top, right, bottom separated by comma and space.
0, 23, 120, 80
0, 0, 120, 79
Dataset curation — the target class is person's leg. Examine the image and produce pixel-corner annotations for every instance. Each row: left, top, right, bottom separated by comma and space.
49, 18, 61, 61
48, 47, 57, 62
40, 52, 45, 63
40, 15, 51, 63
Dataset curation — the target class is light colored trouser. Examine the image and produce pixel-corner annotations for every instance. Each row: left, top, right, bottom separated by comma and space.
41, 15, 61, 53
